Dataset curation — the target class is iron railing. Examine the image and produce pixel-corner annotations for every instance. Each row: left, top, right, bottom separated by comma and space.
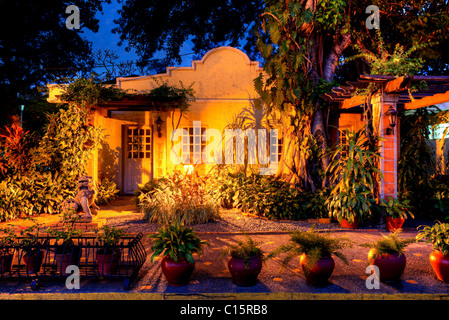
0, 233, 147, 290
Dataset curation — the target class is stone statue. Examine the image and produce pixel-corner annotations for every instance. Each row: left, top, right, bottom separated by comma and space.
62, 176, 99, 222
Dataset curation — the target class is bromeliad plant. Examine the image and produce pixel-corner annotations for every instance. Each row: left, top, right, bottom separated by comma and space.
45, 211, 83, 249
416, 221, 449, 256
19, 218, 44, 255
95, 225, 128, 254
379, 197, 414, 220
0, 226, 18, 253
149, 222, 208, 264
149, 222, 208, 286
416, 221, 449, 282
326, 128, 382, 225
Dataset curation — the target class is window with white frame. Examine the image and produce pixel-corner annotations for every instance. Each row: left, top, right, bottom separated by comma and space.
182, 126, 207, 164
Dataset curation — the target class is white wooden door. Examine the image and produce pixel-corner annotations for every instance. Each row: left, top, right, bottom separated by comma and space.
123, 126, 153, 194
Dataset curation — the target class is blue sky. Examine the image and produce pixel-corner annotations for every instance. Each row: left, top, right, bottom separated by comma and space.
81, 0, 194, 75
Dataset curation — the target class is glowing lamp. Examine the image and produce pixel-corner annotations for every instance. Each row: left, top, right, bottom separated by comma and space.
155, 116, 163, 138
384, 106, 398, 135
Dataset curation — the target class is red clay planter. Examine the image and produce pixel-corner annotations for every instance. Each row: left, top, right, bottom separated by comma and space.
300, 253, 335, 285
161, 256, 195, 286
429, 250, 449, 283
96, 249, 121, 276
228, 255, 263, 286
340, 218, 359, 229
368, 249, 406, 281
386, 217, 405, 232
23, 250, 44, 274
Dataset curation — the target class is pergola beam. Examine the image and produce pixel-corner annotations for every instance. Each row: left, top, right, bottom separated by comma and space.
403, 90, 449, 110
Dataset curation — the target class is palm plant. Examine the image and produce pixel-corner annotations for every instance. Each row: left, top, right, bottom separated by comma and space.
326, 128, 382, 224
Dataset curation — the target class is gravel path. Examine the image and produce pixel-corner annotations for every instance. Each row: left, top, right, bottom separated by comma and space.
104, 207, 344, 234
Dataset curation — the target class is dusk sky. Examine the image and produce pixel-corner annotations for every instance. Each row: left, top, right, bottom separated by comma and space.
81, 0, 195, 75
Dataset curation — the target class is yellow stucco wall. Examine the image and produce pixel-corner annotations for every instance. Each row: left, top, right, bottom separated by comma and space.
47, 47, 265, 193
116, 46, 264, 178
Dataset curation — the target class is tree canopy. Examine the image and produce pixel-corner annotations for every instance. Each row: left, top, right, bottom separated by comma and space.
113, 0, 264, 68
0, 0, 108, 125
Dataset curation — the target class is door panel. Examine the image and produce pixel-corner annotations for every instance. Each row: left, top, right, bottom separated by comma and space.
123, 126, 152, 194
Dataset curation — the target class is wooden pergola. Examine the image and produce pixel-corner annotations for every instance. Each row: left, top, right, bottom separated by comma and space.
324, 75, 449, 203
324, 75, 449, 111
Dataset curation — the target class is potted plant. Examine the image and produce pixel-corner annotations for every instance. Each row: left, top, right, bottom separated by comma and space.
0, 226, 18, 273
46, 219, 83, 275
149, 222, 208, 286
360, 230, 415, 282
221, 235, 265, 286
380, 197, 414, 232
416, 221, 449, 282
268, 226, 353, 285
94, 225, 127, 276
19, 219, 45, 274
326, 129, 380, 229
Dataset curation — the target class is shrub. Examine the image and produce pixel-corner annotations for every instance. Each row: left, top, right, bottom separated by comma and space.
95, 178, 120, 206
326, 128, 381, 224
140, 171, 220, 225
206, 166, 311, 220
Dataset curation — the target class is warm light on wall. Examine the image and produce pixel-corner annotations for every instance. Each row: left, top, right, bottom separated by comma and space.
183, 164, 194, 175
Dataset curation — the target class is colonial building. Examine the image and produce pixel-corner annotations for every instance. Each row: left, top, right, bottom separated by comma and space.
48, 47, 280, 194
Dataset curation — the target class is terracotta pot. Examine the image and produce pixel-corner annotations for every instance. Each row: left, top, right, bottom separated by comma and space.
55, 246, 82, 275
368, 248, 406, 281
161, 256, 195, 286
429, 250, 449, 283
228, 255, 263, 286
0, 251, 14, 273
300, 253, 335, 285
340, 217, 359, 229
23, 250, 44, 274
96, 249, 121, 276
386, 217, 405, 232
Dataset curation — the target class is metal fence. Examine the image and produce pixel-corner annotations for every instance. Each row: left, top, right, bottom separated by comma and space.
0, 233, 147, 290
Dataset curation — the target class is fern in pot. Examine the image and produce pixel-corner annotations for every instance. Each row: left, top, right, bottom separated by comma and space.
221, 235, 265, 286
360, 230, 415, 282
149, 221, 209, 286
268, 226, 353, 285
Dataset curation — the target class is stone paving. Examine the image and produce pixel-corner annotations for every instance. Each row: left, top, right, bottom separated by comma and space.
0, 197, 447, 300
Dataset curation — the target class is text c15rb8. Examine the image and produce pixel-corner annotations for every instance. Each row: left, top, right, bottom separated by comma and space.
224, 304, 268, 315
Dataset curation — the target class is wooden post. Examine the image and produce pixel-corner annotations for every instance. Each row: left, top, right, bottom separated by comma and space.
372, 93, 399, 225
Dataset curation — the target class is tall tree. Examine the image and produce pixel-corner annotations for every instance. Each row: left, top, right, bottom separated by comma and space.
255, 0, 449, 190
0, 0, 108, 125
113, 0, 264, 68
